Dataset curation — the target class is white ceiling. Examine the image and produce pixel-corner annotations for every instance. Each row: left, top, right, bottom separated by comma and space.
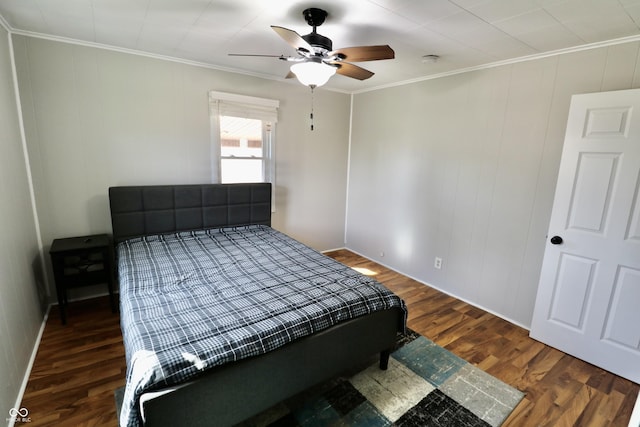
1, 0, 640, 93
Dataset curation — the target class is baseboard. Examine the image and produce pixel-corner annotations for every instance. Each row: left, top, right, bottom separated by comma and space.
9, 304, 51, 427
11, 292, 117, 426
321, 247, 347, 254
48, 290, 118, 306
344, 247, 530, 331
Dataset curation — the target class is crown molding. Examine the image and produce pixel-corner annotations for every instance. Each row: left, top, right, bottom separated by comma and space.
6, 23, 640, 96
8, 28, 351, 94
11, 28, 279, 78
0, 12, 11, 33
353, 33, 640, 95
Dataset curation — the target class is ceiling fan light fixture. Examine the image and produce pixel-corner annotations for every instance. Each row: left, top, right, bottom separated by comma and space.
290, 60, 337, 87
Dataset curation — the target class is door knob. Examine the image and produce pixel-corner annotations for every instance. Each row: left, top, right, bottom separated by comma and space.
550, 236, 563, 245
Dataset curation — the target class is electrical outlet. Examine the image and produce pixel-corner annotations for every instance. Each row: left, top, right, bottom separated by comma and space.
434, 257, 442, 269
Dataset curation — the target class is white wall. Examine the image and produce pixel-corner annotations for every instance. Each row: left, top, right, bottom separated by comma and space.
12, 35, 351, 300
9, 25, 640, 333
347, 41, 640, 328
0, 27, 45, 421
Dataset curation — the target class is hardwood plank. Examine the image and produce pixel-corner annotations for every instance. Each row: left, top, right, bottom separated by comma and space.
20, 297, 126, 427
325, 249, 639, 427
19, 249, 639, 426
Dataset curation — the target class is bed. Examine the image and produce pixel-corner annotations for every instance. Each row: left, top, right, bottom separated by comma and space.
109, 183, 407, 427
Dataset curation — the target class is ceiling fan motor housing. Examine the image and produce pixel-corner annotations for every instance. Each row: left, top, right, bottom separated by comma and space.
302, 8, 332, 52
302, 32, 332, 52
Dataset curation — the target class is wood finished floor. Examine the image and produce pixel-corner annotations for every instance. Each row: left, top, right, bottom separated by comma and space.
20, 249, 639, 426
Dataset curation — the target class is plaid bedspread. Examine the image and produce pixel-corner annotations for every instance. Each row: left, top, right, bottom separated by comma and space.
117, 225, 407, 427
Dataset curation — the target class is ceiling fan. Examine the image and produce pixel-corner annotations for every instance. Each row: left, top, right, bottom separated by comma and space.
229, 7, 395, 88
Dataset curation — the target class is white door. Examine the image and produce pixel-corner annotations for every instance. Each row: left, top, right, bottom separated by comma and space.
530, 88, 640, 383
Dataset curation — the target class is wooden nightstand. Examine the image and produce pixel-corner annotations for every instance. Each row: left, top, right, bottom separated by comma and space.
49, 234, 117, 324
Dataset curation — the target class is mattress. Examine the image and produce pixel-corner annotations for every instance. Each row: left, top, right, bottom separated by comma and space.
117, 225, 407, 427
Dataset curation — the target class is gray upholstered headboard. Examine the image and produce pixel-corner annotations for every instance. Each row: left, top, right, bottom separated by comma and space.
109, 183, 271, 244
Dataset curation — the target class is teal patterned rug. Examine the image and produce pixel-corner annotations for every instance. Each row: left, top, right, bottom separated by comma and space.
239, 330, 524, 427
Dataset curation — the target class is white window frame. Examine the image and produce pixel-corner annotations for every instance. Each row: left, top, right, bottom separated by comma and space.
209, 91, 279, 210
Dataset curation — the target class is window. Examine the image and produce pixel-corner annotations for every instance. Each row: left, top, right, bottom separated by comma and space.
209, 91, 278, 189
219, 116, 272, 184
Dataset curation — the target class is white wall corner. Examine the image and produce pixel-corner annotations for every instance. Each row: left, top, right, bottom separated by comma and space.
8, 31, 50, 298
8, 305, 50, 427
630, 391, 640, 427
0, 13, 11, 33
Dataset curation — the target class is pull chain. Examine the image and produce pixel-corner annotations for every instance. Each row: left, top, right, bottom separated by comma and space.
309, 84, 316, 131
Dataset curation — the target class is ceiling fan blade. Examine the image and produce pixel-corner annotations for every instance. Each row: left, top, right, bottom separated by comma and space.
228, 53, 305, 63
271, 26, 314, 54
285, 71, 296, 79
229, 53, 287, 59
331, 62, 375, 80
329, 45, 394, 62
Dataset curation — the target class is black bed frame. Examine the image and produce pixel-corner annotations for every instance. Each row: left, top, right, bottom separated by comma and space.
109, 183, 272, 244
109, 183, 403, 427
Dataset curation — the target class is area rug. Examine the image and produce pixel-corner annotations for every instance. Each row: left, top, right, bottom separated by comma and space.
115, 330, 524, 426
